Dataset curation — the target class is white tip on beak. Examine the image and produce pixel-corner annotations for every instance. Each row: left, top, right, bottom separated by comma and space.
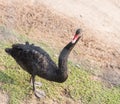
71, 35, 80, 43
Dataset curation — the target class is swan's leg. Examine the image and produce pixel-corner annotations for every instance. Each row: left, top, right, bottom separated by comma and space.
30, 75, 35, 92
30, 75, 45, 98
30, 76, 42, 87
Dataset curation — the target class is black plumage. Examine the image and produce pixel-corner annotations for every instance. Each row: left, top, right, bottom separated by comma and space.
5, 29, 82, 97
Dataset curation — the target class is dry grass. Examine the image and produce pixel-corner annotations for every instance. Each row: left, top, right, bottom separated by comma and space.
0, 0, 79, 36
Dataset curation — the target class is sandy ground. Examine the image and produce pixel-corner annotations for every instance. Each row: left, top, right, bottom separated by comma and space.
0, 90, 9, 104
38, 0, 120, 47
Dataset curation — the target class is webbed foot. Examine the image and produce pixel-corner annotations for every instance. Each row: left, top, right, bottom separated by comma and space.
34, 89, 46, 98
35, 82, 42, 87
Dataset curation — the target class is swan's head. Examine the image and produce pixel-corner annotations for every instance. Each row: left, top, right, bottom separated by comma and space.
72, 29, 82, 44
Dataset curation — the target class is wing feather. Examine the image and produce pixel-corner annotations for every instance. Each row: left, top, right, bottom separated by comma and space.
11, 43, 51, 74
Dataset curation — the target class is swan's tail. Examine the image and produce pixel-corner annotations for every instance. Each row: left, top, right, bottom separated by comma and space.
5, 48, 12, 55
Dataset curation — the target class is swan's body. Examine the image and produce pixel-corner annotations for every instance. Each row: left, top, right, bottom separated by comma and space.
5, 29, 82, 97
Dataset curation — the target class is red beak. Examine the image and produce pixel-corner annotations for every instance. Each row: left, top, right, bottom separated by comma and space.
72, 34, 80, 43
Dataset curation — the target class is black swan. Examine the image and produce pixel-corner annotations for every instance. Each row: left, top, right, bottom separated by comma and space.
5, 29, 82, 98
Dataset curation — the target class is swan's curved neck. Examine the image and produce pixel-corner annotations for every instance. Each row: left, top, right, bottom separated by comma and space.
57, 37, 80, 82
58, 42, 74, 70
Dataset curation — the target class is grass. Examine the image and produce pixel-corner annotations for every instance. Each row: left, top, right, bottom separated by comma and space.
0, 70, 30, 104
0, 34, 120, 104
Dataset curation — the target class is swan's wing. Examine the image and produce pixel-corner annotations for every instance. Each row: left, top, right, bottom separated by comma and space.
10, 43, 56, 75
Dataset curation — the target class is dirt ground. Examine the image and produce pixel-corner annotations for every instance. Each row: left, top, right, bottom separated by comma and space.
39, 0, 120, 46
0, 89, 9, 104
0, 93, 8, 104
